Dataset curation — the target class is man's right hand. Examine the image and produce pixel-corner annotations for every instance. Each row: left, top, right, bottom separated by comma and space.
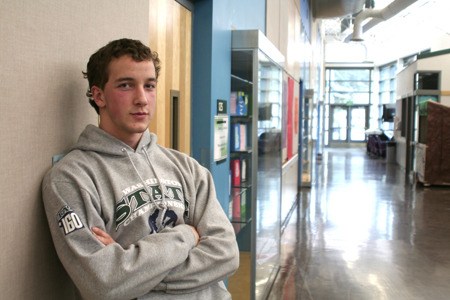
92, 226, 115, 246
187, 225, 200, 245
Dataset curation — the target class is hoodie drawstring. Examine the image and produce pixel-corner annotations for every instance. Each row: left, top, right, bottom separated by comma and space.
143, 147, 168, 228
121, 148, 168, 232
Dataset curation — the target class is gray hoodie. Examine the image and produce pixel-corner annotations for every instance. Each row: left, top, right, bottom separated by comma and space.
42, 125, 239, 300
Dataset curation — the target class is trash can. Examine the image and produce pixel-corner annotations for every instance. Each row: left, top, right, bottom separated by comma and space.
386, 141, 396, 164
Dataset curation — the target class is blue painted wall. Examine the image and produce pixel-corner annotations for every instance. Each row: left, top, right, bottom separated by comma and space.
192, 0, 265, 211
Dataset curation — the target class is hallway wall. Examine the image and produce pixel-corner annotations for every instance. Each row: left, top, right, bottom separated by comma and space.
0, 1, 149, 298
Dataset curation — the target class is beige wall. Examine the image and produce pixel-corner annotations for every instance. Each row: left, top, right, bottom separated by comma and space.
266, 0, 302, 81
0, 1, 149, 298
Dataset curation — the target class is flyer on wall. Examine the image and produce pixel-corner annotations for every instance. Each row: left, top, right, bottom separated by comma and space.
214, 115, 228, 162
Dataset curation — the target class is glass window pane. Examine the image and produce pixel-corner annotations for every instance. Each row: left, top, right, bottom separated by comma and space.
329, 92, 370, 104
256, 50, 282, 297
390, 79, 396, 91
329, 69, 371, 81
331, 107, 347, 141
352, 93, 371, 104
380, 68, 389, 80
350, 107, 366, 141
329, 80, 370, 92
382, 92, 391, 103
390, 65, 397, 77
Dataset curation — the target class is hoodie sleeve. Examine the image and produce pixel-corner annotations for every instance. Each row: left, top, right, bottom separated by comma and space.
157, 164, 240, 294
42, 174, 197, 300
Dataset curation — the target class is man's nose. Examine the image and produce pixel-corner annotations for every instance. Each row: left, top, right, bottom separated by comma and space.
134, 87, 148, 105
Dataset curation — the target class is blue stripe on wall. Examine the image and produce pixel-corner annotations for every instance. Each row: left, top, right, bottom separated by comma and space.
192, 0, 265, 212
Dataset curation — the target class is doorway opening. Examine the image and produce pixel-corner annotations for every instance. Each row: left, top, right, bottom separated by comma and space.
329, 104, 369, 144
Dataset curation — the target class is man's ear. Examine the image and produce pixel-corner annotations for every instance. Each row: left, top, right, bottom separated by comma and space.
91, 86, 106, 108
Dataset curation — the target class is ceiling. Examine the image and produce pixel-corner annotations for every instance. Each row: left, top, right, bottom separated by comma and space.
312, 0, 366, 18
316, 0, 450, 64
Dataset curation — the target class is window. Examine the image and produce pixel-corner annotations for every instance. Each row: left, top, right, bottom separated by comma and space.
324, 67, 373, 144
378, 62, 397, 132
326, 68, 372, 105
378, 63, 396, 105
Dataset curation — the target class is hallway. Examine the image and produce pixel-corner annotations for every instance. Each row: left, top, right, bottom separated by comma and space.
268, 146, 450, 299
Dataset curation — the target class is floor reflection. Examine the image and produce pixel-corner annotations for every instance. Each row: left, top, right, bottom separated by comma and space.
268, 146, 450, 300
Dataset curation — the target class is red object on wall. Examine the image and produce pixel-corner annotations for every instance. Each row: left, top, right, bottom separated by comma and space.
231, 189, 241, 220
231, 159, 241, 187
294, 96, 299, 134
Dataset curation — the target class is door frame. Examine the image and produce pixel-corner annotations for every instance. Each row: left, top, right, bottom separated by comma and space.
329, 104, 369, 144
148, 0, 192, 155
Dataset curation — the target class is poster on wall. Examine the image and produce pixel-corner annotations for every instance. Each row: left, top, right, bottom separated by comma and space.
214, 115, 228, 162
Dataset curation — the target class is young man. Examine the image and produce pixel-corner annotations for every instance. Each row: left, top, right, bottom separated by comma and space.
42, 38, 239, 299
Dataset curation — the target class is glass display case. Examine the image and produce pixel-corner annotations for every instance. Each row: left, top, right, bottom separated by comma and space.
300, 87, 313, 186
228, 30, 284, 300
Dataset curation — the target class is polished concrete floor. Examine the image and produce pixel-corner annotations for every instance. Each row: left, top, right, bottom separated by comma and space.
267, 146, 450, 300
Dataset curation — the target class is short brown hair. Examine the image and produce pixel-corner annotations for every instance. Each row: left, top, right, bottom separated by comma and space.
82, 38, 161, 114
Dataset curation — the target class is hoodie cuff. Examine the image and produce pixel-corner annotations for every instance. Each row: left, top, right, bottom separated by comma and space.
174, 224, 197, 249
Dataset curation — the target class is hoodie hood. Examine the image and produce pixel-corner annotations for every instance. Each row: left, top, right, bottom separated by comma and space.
73, 124, 158, 156
73, 124, 169, 229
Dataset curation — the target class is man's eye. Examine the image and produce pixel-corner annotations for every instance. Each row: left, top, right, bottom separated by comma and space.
118, 83, 131, 88
145, 83, 156, 89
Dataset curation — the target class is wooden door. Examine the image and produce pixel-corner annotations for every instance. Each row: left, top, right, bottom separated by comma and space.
148, 0, 192, 154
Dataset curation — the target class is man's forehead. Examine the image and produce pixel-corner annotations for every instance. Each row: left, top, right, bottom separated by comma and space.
108, 56, 155, 77
109, 55, 154, 67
